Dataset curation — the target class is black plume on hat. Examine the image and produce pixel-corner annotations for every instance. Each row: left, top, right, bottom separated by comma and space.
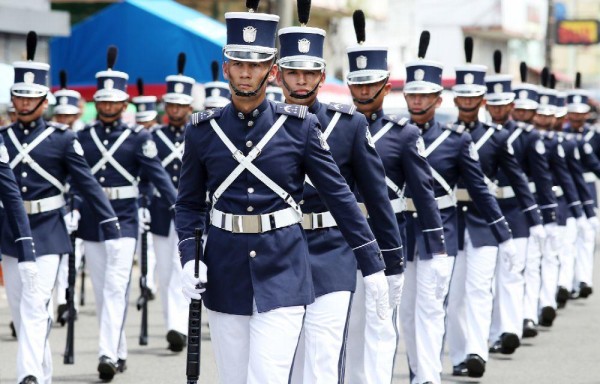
550, 73, 556, 90
575, 72, 582, 88
177, 52, 186, 75
26, 31, 37, 61
107, 46, 118, 70
211, 61, 219, 81
493, 50, 502, 74
418, 31, 430, 59
353, 10, 366, 44
298, 0, 311, 26
137, 78, 144, 96
541, 67, 549, 88
59, 70, 67, 89
464, 37, 473, 63
520, 62, 527, 83
246, 0, 259, 12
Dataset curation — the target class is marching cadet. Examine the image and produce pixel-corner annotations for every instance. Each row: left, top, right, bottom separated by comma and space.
564, 73, 600, 298
2, 32, 122, 384
175, 3, 389, 383
344, 21, 448, 384
492, 62, 551, 339
277, 7, 402, 384
204, 60, 231, 109
147, 54, 195, 353
53, 71, 83, 128
449, 46, 537, 369
76, 46, 177, 381
533, 73, 584, 326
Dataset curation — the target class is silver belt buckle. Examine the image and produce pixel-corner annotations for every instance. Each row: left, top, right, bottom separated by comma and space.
302, 214, 313, 230
23, 200, 32, 214
232, 215, 262, 233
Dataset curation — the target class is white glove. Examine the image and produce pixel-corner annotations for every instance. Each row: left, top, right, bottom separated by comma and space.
577, 216, 594, 242
63, 210, 81, 235
138, 207, 151, 232
529, 224, 547, 244
499, 238, 519, 273
104, 238, 122, 259
544, 223, 560, 254
18, 261, 39, 294
182, 260, 207, 303
431, 254, 453, 300
364, 270, 390, 320
589, 217, 600, 232
386, 273, 405, 307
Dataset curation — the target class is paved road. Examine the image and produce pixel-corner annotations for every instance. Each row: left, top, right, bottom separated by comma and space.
1, 259, 599, 383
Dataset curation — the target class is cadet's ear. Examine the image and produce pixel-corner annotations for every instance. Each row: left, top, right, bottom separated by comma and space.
383, 82, 391, 97
435, 94, 443, 107
267, 64, 278, 83
222, 62, 229, 81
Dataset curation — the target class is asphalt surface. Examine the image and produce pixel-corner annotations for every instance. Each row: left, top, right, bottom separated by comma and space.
0, 257, 599, 384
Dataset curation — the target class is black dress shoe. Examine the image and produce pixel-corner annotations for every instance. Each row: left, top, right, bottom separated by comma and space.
452, 362, 469, 377
539, 306, 556, 327
19, 376, 38, 384
579, 282, 593, 298
465, 354, 486, 378
523, 319, 538, 338
116, 359, 127, 373
556, 286, 569, 308
489, 340, 502, 354
98, 355, 117, 382
500, 332, 520, 354
10, 321, 17, 339
167, 330, 187, 352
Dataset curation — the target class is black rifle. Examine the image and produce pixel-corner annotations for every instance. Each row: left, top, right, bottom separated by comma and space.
64, 197, 77, 364
186, 228, 203, 383
79, 253, 86, 307
137, 200, 150, 346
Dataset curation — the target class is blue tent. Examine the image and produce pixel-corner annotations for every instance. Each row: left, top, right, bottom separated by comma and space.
50, 0, 227, 93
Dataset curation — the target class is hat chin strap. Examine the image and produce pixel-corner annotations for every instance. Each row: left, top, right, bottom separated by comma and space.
281, 75, 322, 100
98, 110, 122, 119
457, 99, 482, 113
16, 94, 47, 117
230, 63, 274, 98
408, 95, 440, 116
352, 76, 389, 105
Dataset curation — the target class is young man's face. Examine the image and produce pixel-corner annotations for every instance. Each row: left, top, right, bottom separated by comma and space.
511, 108, 536, 123
11, 96, 48, 123
567, 112, 588, 130
54, 114, 79, 127
277, 67, 324, 107
348, 80, 390, 116
454, 95, 484, 122
404, 92, 442, 124
223, 59, 276, 99
96, 101, 128, 123
165, 103, 192, 126
534, 113, 556, 130
486, 103, 514, 123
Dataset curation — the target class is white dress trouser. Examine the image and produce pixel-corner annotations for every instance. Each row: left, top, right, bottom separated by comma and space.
489, 237, 527, 342
575, 223, 596, 288
345, 270, 398, 384
152, 223, 189, 334
539, 231, 561, 310
55, 238, 84, 306
290, 291, 352, 384
558, 218, 578, 290
84, 237, 136, 362
523, 235, 543, 321
401, 256, 453, 384
448, 230, 499, 364
207, 304, 305, 384
3, 254, 60, 384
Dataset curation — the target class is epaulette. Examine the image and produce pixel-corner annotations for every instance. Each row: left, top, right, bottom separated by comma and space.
275, 103, 308, 119
482, 121, 503, 131
190, 108, 222, 125
0, 125, 10, 133
327, 102, 356, 115
127, 124, 144, 133
384, 114, 409, 127
47, 121, 68, 131
444, 122, 466, 134
516, 121, 534, 132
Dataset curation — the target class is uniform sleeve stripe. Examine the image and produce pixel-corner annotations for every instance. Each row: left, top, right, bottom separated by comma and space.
488, 216, 506, 225
177, 237, 194, 247
99, 217, 118, 224
381, 246, 403, 252
15, 237, 33, 243
352, 239, 376, 250
422, 227, 443, 232
522, 205, 539, 212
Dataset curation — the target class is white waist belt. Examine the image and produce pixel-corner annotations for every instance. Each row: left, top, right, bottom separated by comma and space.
583, 172, 597, 183
302, 203, 368, 230
23, 194, 65, 215
553, 186, 564, 197
390, 197, 407, 213
103, 186, 139, 200
212, 207, 300, 234
395, 195, 455, 213
459, 181, 536, 201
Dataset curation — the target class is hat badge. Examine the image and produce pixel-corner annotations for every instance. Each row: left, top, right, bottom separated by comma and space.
104, 78, 114, 90
574, 95, 582, 103
24, 72, 35, 85
211, 88, 221, 97
138, 104, 146, 112
540, 95, 549, 105
356, 55, 368, 70
494, 83, 504, 93
414, 69, 425, 81
519, 90, 528, 100
298, 38, 311, 54
174, 82, 184, 94
243, 26, 257, 43
60, 96, 68, 105
464, 73, 474, 85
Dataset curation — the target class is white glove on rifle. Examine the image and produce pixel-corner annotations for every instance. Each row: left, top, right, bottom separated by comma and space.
431, 254, 453, 300
182, 260, 207, 303
386, 273, 405, 307
138, 207, 151, 232
364, 270, 390, 320
63, 210, 81, 235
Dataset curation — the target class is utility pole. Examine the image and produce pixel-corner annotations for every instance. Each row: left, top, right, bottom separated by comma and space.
545, 0, 555, 70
